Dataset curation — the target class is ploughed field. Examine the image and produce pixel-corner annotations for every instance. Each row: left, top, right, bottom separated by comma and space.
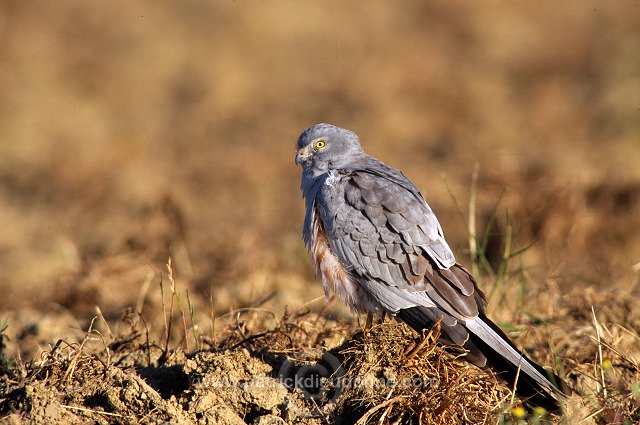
1, 2, 639, 423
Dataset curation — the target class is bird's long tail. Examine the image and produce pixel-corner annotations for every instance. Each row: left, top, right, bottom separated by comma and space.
398, 307, 572, 412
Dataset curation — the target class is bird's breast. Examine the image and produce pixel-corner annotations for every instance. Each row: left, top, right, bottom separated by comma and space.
310, 208, 381, 315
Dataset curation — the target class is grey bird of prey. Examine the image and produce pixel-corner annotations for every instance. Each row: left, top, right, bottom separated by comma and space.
295, 123, 571, 412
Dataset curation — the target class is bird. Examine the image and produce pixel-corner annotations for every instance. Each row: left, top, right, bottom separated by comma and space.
295, 123, 572, 412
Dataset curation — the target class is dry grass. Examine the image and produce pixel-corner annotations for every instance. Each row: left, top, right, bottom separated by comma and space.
333, 324, 510, 424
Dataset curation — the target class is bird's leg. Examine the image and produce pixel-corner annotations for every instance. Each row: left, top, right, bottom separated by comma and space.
314, 294, 336, 324
378, 311, 387, 324
364, 313, 373, 333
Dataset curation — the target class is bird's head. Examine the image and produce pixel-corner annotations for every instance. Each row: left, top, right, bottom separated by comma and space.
295, 123, 365, 175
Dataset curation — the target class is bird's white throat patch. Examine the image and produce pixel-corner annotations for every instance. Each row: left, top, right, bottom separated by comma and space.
324, 170, 341, 188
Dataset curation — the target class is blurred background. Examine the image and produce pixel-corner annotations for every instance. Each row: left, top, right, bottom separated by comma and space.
1, 1, 639, 358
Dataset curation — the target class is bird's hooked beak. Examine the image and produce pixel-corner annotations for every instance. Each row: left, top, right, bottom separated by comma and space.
295, 145, 312, 166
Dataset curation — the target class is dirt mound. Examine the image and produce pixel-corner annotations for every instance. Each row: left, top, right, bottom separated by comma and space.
2, 234, 638, 424
0, 309, 549, 424
3, 295, 638, 424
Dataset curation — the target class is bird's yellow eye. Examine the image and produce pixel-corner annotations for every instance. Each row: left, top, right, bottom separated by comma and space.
314, 140, 326, 149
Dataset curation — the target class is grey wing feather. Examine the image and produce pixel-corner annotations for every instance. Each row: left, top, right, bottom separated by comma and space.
465, 317, 568, 395
317, 164, 481, 321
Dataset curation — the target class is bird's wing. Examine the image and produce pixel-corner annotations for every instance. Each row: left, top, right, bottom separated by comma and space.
317, 165, 485, 321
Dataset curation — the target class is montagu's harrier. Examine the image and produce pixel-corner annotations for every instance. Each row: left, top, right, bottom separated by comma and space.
295, 123, 571, 412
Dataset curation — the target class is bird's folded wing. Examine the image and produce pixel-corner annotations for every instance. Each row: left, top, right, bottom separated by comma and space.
318, 168, 485, 320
